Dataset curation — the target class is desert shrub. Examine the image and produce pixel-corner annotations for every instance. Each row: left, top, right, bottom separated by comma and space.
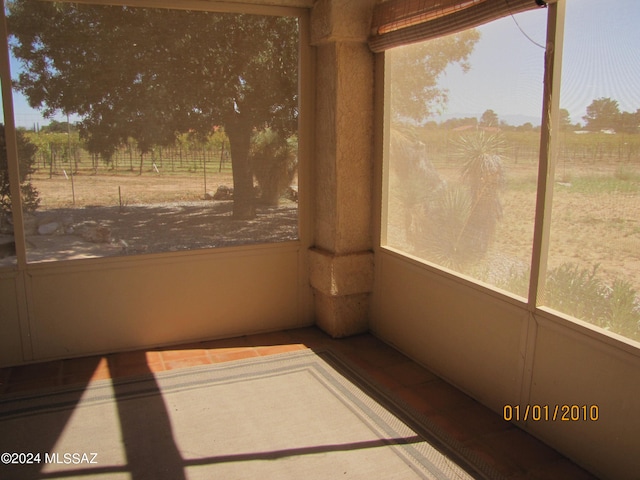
249, 128, 297, 206
543, 263, 609, 322
0, 125, 40, 223
605, 279, 640, 338
613, 165, 640, 182
501, 263, 640, 341
389, 126, 443, 248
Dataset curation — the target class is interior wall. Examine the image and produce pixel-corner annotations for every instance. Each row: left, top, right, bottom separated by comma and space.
526, 313, 640, 479
371, 251, 527, 410
371, 248, 640, 479
0, 244, 312, 366
0, 271, 25, 366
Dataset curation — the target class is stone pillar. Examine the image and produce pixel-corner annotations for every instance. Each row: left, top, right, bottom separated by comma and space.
310, 0, 375, 337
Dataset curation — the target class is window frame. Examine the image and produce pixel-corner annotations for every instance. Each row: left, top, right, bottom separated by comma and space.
376, 0, 640, 349
0, 0, 313, 268
379, 3, 561, 303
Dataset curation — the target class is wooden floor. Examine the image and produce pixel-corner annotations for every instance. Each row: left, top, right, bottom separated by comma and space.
0, 326, 597, 479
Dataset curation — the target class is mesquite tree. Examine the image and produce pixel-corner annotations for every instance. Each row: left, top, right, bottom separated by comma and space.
8, 1, 299, 219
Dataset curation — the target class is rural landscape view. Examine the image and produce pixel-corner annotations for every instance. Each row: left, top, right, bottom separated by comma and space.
0, 2, 300, 265
1, 0, 638, 342
386, 122, 640, 342
0, 124, 299, 263
384, 0, 639, 342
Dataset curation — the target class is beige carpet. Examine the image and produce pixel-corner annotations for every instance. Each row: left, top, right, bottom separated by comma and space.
0, 350, 492, 480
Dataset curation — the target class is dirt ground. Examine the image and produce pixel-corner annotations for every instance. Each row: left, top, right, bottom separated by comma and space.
497, 185, 640, 292
4, 164, 640, 297
5, 171, 298, 264
387, 161, 640, 294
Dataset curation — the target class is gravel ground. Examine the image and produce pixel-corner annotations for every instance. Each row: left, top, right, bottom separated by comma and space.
3, 200, 298, 264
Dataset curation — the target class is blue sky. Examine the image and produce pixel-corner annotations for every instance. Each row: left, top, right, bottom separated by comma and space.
3, 0, 640, 128
434, 0, 640, 126
6, 52, 81, 129
560, 0, 640, 123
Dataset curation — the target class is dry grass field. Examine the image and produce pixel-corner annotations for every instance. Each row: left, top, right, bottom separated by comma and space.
387, 159, 640, 296
32, 170, 234, 208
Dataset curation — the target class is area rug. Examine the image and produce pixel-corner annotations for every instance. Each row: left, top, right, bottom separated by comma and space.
0, 350, 493, 480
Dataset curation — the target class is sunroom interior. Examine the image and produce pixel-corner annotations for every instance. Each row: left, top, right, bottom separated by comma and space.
0, 0, 638, 479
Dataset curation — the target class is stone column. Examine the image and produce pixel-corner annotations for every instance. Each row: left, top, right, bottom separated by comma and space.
310, 0, 375, 337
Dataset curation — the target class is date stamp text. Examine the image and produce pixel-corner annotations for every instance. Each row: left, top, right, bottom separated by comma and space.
503, 404, 599, 422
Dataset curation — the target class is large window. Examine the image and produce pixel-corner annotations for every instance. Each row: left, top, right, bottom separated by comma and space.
383, 8, 547, 297
1, 0, 301, 264
382, 0, 640, 344
540, 0, 640, 341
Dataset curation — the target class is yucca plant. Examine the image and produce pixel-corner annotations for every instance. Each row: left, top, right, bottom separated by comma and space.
423, 130, 505, 268
423, 183, 472, 269
388, 127, 506, 270
454, 130, 506, 258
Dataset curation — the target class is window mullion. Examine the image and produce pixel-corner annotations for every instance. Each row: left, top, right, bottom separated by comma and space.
527, 0, 566, 311
0, 3, 28, 269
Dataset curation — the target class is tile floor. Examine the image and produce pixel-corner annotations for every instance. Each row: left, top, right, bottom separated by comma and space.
0, 326, 597, 479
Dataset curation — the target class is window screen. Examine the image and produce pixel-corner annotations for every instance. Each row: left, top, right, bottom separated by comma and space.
382, 8, 547, 297
5, 1, 300, 263
541, 0, 640, 342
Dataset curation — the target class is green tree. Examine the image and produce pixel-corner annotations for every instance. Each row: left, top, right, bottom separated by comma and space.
583, 97, 620, 132
559, 108, 572, 131
480, 109, 499, 127
515, 122, 535, 132
0, 124, 39, 220
387, 29, 480, 124
616, 109, 640, 134
8, 1, 298, 219
441, 116, 478, 130
41, 119, 77, 134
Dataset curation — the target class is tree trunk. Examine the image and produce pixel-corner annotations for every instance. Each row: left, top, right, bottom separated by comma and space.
225, 116, 256, 220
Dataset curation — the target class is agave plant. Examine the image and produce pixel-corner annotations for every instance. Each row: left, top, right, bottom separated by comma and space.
424, 183, 472, 269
